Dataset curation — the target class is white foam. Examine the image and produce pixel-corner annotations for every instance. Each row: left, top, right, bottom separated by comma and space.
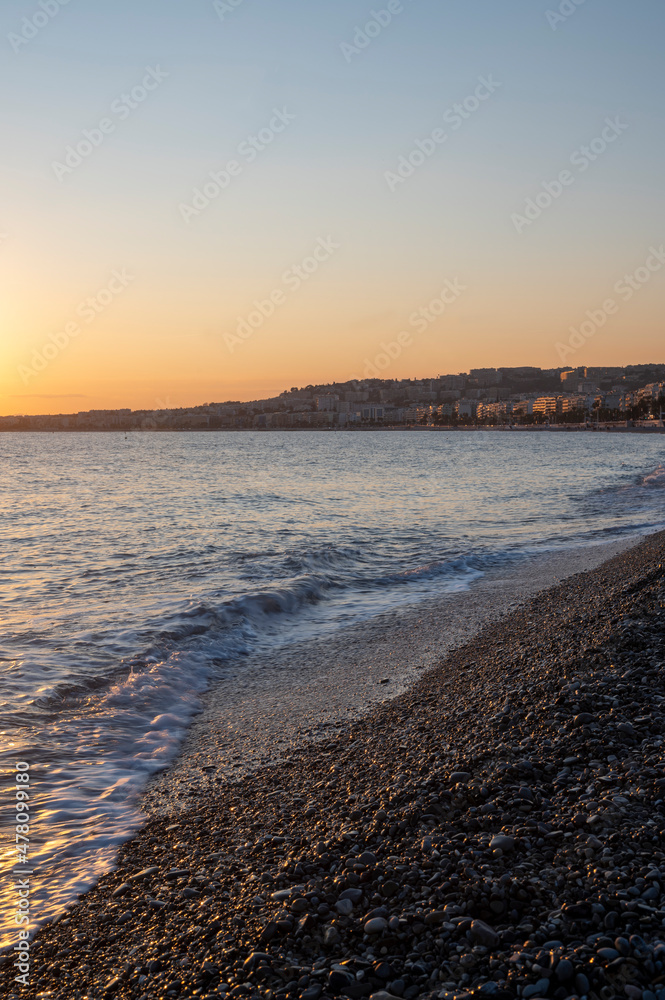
0, 652, 211, 950
643, 464, 665, 486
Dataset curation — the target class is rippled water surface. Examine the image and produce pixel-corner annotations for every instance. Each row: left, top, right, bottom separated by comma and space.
1, 430, 664, 944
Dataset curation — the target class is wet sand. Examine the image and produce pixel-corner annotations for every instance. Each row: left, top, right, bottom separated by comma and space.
144, 539, 637, 814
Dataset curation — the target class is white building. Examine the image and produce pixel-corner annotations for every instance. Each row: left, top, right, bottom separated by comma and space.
457, 400, 477, 419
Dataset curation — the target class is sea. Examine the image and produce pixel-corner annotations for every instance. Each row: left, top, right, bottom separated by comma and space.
1, 429, 665, 945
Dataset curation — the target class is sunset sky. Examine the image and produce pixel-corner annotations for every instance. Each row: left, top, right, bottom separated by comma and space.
1, 0, 664, 415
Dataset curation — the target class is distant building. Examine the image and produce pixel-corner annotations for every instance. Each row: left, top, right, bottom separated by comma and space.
586, 367, 624, 381
498, 367, 542, 379
360, 405, 384, 421
577, 380, 600, 394
640, 382, 665, 401
457, 400, 477, 419
470, 368, 502, 387
561, 366, 588, 382
532, 396, 558, 416
511, 400, 533, 417
439, 375, 466, 390
557, 397, 580, 414
316, 394, 338, 412
477, 401, 513, 420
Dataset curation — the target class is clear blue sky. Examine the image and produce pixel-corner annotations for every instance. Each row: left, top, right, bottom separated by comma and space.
1, 0, 664, 411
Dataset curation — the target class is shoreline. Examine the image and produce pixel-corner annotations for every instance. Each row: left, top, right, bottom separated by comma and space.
144, 536, 638, 815
3, 531, 665, 998
2, 425, 664, 434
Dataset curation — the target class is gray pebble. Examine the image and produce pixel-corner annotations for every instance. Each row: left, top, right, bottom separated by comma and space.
364, 917, 388, 934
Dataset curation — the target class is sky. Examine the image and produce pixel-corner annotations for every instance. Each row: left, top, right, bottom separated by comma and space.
1, 0, 664, 414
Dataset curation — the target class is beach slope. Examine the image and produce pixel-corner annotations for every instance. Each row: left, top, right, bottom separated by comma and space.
3, 532, 665, 1000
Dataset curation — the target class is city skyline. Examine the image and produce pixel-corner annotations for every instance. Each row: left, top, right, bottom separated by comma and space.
2, 1, 664, 415
4, 361, 664, 425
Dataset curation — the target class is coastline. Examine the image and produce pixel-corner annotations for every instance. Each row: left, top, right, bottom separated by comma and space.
2, 425, 664, 434
3, 530, 665, 999
144, 537, 638, 815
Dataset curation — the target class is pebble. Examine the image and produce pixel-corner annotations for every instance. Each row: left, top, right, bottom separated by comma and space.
301, 986, 322, 1000
364, 917, 388, 935
470, 919, 500, 948
490, 834, 515, 852
339, 887, 364, 903
381, 880, 399, 898
130, 866, 159, 881
523, 981, 549, 999
164, 869, 189, 881
555, 958, 574, 982
449, 771, 471, 784
575, 972, 590, 994
323, 926, 339, 946
335, 898, 354, 916
597, 946, 620, 961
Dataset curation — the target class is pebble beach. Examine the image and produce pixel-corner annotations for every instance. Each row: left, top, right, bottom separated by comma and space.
3, 531, 665, 1000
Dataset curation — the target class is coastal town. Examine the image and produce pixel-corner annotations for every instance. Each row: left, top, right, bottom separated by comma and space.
3, 363, 665, 432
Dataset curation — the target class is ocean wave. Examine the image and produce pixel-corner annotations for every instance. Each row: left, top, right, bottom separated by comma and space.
642, 464, 665, 487
25, 551, 501, 712
0, 648, 211, 949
